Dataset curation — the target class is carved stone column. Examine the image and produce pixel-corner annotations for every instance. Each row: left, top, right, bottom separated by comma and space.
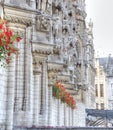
0, 67, 8, 129
72, 109, 74, 126
69, 108, 72, 126
6, 57, 16, 130
22, 29, 31, 112
22, 27, 34, 126
13, 39, 25, 112
59, 101, 65, 126
64, 105, 69, 126
33, 72, 41, 126
39, 60, 48, 126
57, 99, 60, 126
48, 85, 52, 125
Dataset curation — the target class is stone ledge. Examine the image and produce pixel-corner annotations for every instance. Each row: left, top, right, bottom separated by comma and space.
13, 126, 113, 130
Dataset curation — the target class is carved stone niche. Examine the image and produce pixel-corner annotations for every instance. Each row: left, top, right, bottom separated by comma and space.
45, 0, 52, 14
53, 45, 61, 55
62, 26, 69, 35
37, 0, 51, 12
52, 1, 62, 15
68, 10, 73, 17
36, 17, 50, 32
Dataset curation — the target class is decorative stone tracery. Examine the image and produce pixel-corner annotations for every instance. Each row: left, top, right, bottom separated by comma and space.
0, 0, 95, 129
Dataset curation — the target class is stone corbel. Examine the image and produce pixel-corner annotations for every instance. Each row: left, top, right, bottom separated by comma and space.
33, 54, 47, 65
57, 74, 70, 83
5, 15, 32, 26
48, 62, 64, 73
53, 45, 61, 55
48, 71, 57, 80
33, 64, 42, 75
32, 43, 53, 55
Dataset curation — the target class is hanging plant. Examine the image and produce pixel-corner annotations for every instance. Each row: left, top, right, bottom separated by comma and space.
0, 17, 21, 66
52, 81, 76, 109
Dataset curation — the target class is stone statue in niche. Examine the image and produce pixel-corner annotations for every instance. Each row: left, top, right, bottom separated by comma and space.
68, 10, 73, 18
41, 18, 49, 31
63, 12, 68, 20
37, 0, 51, 12
76, 69, 81, 83
76, 41, 81, 59
36, 17, 50, 31
52, 1, 62, 15
36, 17, 40, 31
37, 17, 49, 31
52, 21, 60, 40
73, 26, 76, 33
37, 0, 46, 11
46, 0, 52, 14
62, 26, 69, 36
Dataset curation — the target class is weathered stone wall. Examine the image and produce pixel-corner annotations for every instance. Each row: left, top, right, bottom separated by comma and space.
0, 67, 7, 130
13, 127, 113, 130
0, 0, 95, 130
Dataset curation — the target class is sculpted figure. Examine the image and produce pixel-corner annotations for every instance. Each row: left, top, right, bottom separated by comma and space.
40, 17, 49, 31
37, 0, 50, 11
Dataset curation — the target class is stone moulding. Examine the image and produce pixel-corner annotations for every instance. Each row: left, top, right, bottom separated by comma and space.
48, 62, 64, 73
57, 74, 70, 82
3, 3, 39, 26
33, 54, 47, 65
31, 41, 53, 55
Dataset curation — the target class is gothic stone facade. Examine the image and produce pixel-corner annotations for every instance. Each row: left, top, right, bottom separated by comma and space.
0, 0, 95, 130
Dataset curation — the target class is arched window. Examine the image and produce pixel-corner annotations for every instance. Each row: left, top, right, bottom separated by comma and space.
95, 84, 98, 97
100, 84, 104, 97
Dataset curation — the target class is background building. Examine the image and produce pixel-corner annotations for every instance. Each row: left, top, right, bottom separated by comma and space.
95, 58, 107, 110
0, 0, 95, 130
99, 55, 113, 110
86, 55, 113, 127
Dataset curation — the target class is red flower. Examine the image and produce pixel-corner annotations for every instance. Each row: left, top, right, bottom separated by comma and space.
8, 52, 11, 56
0, 24, 3, 29
16, 37, 21, 42
6, 58, 10, 64
8, 30, 13, 37
52, 81, 76, 109
0, 17, 21, 65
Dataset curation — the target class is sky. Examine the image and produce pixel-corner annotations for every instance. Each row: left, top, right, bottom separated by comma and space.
85, 0, 113, 57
